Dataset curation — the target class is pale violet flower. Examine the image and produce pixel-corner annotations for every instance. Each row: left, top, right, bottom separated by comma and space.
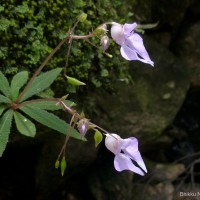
101, 35, 110, 52
111, 22, 154, 66
105, 133, 147, 176
77, 118, 90, 137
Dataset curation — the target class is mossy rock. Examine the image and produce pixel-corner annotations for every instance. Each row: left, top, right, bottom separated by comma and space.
0, 0, 134, 90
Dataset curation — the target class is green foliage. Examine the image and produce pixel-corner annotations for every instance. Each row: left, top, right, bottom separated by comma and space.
0, 69, 82, 157
0, 71, 11, 97
26, 100, 74, 111
0, 6, 4, 12
14, 111, 36, 137
0, 105, 6, 116
15, 3, 30, 14
94, 130, 103, 147
0, 109, 13, 156
0, 0, 132, 91
20, 68, 62, 102
0, 18, 16, 31
0, 95, 11, 104
66, 75, 86, 86
10, 71, 29, 101
0, 47, 8, 59
20, 105, 81, 140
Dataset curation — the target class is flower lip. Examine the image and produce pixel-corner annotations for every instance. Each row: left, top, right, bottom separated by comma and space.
105, 133, 147, 175
123, 23, 138, 37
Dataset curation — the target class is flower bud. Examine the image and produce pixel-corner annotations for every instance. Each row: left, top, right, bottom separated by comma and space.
55, 160, 60, 169
77, 118, 90, 137
79, 12, 87, 22
100, 35, 109, 52
93, 24, 108, 37
61, 157, 67, 176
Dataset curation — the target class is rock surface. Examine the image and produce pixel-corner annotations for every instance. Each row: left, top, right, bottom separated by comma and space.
88, 37, 190, 144
175, 21, 200, 86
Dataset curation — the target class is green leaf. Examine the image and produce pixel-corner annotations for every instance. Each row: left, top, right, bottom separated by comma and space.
0, 109, 13, 157
20, 105, 83, 140
20, 68, 62, 102
36, 88, 54, 98
15, 4, 29, 14
10, 71, 29, 101
94, 130, 103, 147
0, 6, 4, 12
0, 94, 11, 103
0, 18, 15, 31
101, 69, 109, 77
0, 105, 6, 117
26, 100, 75, 111
0, 71, 11, 97
66, 75, 86, 86
14, 111, 36, 137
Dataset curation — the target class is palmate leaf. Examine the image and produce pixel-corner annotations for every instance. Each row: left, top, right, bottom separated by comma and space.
26, 99, 75, 111
0, 71, 11, 97
20, 105, 83, 140
0, 94, 11, 103
20, 68, 62, 102
0, 105, 6, 117
10, 71, 29, 101
0, 109, 13, 157
14, 111, 36, 137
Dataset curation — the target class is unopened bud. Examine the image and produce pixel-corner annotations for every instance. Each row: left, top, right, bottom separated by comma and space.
93, 24, 108, 37
77, 118, 90, 137
101, 35, 110, 52
55, 160, 60, 169
61, 157, 67, 176
79, 12, 87, 22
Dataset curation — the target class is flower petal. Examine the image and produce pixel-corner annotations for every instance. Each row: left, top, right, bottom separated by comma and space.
114, 153, 145, 176
120, 45, 139, 61
121, 44, 153, 66
123, 23, 137, 37
121, 137, 138, 149
111, 23, 124, 45
122, 138, 147, 173
125, 33, 154, 66
105, 134, 121, 155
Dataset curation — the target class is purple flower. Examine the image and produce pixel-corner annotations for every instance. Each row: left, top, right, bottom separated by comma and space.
77, 118, 90, 137
101, 35, 110, 52
111, 22, 154, 66
105, 133, 147, 176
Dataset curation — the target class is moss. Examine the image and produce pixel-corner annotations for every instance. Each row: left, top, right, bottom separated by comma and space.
0, 0, 135, 90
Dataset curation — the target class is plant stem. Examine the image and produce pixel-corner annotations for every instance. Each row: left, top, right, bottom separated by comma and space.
15, 33, 94, 104
64, 15, 82, 76
57, 113, 77, 160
